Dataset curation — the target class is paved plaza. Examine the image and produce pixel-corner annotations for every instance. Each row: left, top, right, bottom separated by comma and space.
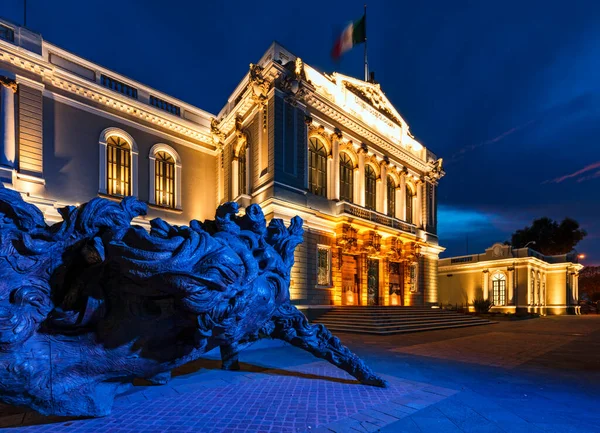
1, 316, 599, 432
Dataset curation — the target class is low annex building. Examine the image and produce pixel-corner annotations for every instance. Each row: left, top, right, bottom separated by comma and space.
0, 18, 444, 309
438, 243, 583, 315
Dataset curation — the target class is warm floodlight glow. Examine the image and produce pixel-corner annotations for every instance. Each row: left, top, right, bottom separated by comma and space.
578, 254, 586, 259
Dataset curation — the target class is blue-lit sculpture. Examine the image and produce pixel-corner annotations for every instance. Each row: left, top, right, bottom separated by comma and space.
0, 185, 386, 416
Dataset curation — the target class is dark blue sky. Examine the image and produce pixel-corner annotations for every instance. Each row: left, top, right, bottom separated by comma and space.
4, 0, 599, 264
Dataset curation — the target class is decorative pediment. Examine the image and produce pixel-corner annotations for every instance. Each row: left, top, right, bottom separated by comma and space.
333, 73, 405, 128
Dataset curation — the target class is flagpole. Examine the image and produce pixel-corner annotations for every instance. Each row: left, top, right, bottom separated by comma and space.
364, 4, 368, 81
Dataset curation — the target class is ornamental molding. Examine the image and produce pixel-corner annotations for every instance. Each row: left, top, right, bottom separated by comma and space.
0, 44, 214, 147
343, 80, 403, 127
49, 74, 214, 146
303, 92, 428, 172
0, 75, 17, 92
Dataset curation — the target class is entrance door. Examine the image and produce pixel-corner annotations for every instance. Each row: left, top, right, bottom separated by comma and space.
389, 262, 403, 306
367, 258, 380, 306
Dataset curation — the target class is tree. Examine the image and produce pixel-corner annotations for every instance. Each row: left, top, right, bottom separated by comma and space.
579, 266, 600, 301
509, 217, 587, 255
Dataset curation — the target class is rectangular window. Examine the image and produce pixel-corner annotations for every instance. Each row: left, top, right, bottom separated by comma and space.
101, 74, 138, 99
0, 24, 14, 43
317, 246, 331, 286
150, 95, 181, 116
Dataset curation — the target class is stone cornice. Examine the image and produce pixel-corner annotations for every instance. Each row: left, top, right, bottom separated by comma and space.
0, 41, 214, 149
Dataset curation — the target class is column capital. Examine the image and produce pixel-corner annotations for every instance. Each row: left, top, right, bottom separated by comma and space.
357, 143, 368, 154
0, 76, 17, 93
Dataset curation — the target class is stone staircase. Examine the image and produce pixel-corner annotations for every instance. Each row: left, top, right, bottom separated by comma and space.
314, 306, 495, 335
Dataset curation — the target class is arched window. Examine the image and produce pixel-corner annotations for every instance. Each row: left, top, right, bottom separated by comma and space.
405, 185, 414, 224
492, 273, 506, 306
149, 143, 182, 210
107, 135, 131, 196
154, 151, 175, 208
387, 175, 396, 217
339, 152, 354, 202
308, 137, 327, 197
238, 145, 247, 196
365, 165, 377, 210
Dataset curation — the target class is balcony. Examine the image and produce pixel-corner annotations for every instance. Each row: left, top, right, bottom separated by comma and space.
337, 201, 416, 234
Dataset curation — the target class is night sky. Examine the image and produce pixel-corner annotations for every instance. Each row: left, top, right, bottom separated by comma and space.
3, 0, 599, 264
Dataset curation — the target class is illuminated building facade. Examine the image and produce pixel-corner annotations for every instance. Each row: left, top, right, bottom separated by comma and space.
438, 243, 583, 315
0, 18, 444, 308
215, 44, 445, 307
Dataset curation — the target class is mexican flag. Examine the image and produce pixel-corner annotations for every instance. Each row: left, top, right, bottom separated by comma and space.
331, 14, 366, 60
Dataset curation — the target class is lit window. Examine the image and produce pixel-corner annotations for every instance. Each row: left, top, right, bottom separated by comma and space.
406, 185, 414, 224
339, 153, 354, 202
0, 24, 14, 42
154, 151, 175, 208
387, 175, 396, 217
107, 136, 131, 196
492, 273, 506, 306
365, 165, 377, 210
317, 246, 331, 286
238, 145, 247, 196
308, 137, 327, 197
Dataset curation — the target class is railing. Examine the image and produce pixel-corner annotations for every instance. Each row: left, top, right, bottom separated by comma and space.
338, 202, 416, 234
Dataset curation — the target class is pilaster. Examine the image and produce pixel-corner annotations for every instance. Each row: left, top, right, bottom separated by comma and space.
357, 146, 366, 207
0, 77, 17, 182
380, 160, 388, 215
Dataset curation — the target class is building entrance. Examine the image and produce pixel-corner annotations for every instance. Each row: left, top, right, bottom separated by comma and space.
367, 258, 380, 305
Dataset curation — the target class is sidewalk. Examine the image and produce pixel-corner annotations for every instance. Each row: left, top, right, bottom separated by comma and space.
1, 316, 599, 432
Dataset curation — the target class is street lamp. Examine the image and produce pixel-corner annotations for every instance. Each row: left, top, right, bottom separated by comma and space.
524, 241, 536, 249
578, 253, 586, 260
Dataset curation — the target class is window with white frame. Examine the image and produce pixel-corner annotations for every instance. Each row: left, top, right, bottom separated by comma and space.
317, 246, 331, 286
107, 136, 131, 196
99, 128, 138, 197
148, 143, 182, 210
492, 272, 506, 306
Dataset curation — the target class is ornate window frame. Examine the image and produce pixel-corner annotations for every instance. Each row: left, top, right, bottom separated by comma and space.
99, 127, 138, 197
491, 271, 507, 306
316, 244, 332, 287
308, 136, 329, 197
148, 143, 182, 210
364, 162, 378, 211
339, 151, 355, 203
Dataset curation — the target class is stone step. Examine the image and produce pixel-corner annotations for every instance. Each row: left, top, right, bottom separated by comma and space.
323, 311, 462, 317
319, 320, 496, 335
313, 306, 493, 335
317, 317, 489, 329
317, 316, 481, 325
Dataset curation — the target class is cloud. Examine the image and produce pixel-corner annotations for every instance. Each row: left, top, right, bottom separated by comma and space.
437, 205, 500, 240
446, 119, 537, 165
542, 161, 600, 184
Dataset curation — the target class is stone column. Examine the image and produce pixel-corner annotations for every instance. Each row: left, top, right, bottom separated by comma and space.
416, 179, 423, 228
482, 270, 489, 300
507, 268, 514, 305
331, 134, 340, 200
398, 172, 406, 220
357, 147, 366, 207
380, 161, 388, 214
231, 156, 239, 198
376, 176, 383, 214
527, 266, 532, 306
0, 78, 17, 172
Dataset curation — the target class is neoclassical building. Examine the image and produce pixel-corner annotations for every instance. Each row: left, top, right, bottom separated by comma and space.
0, 18, 444, 308
213, 45, 444, 307
438, 243, 583, 315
